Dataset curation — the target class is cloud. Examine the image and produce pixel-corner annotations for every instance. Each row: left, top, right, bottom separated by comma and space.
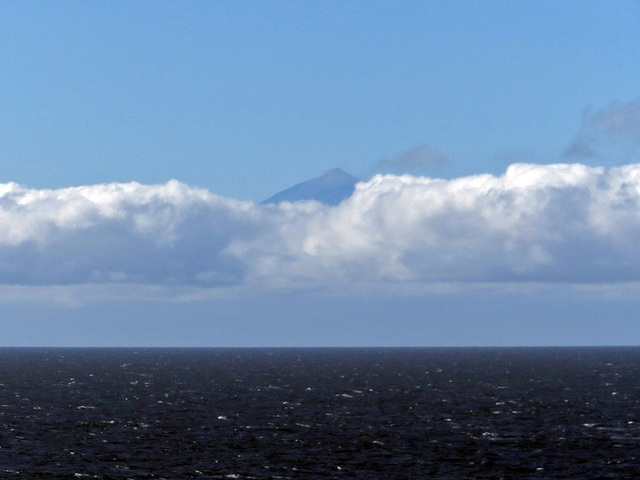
0, 180, 258, 287
565, 100, 640, 160
376, 144, 450, 172
240, 163, 640, 287
2, 164, 640, 293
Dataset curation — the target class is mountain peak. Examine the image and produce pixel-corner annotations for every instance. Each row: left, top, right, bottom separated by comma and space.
261, 168, 359, 206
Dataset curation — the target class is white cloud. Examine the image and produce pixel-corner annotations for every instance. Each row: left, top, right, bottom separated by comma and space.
0, 180, 258, 286
1, 164, 640, 294
237, 163, 640, 287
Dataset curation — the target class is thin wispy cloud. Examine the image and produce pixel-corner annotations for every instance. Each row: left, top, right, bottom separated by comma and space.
565, 100, 640, 160
376, 144, 450, 173
2, 163, 640, 292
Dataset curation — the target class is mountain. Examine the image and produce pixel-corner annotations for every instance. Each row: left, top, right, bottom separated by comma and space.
261, 168, 359, 206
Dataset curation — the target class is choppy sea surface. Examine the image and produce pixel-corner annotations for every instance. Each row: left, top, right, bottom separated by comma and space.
1, 347, 640, 478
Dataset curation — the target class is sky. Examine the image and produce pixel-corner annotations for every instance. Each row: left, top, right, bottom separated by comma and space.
1, 1, 640, 347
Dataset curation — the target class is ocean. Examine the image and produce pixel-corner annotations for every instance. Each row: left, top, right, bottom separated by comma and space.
1, 347, 639, 478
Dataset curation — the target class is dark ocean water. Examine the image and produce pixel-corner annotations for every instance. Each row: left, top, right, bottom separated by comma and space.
1, 347, 640, 479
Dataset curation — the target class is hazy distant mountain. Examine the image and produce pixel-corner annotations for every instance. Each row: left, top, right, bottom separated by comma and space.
261, 168, 359, 206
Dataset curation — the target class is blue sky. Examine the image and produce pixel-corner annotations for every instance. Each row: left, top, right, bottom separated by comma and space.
2, 2, 640, 346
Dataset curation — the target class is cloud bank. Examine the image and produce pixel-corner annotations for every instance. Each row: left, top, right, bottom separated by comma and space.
1, 163, 640, 291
